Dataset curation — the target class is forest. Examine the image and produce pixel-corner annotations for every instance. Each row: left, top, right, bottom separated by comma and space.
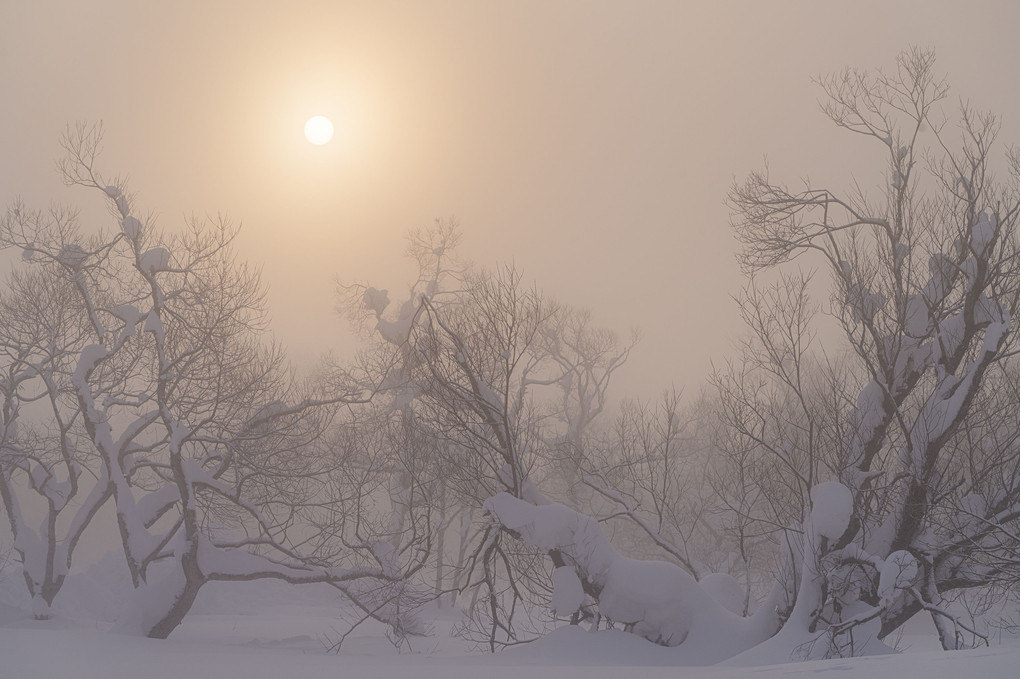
2, 48, 1020, 671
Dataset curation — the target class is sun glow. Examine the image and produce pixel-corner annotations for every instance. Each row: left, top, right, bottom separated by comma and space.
304, 115, 334, 145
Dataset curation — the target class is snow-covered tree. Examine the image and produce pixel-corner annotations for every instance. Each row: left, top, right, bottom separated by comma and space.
486, 48, 1020, 659
337, 220, 474, 609
0, 255, 109, 619
339, 224, 638, 643
727, 46, 1020, 653
403, 265, 556, 647
0, 125, 425, 639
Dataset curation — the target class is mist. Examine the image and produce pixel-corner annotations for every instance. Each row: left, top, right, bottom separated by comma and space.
3, 1, 1016, 397
3, 1, 1020, 675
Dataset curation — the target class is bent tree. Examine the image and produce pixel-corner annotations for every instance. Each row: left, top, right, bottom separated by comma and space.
729, 47, 1020, 652
487, 48, 1020, 659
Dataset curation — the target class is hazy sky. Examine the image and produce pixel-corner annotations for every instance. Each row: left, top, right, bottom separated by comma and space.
3, 0, 1019, 398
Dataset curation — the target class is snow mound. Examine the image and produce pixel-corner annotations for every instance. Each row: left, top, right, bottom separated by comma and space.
503, 625, 681, 666
878, 551, 917, 606
138, 247, 172, 273
363, 287, 390, 316
700, 573, 745, 616
376, 299, 417, 345
484, 493, 772, 661
550, 567, 584, 617
809, 482, 853, 541
57, 244, 88, 268
122, 216, 142, 238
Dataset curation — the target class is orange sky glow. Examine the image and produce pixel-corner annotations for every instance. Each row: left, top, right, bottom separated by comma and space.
3, 0, 1019, 398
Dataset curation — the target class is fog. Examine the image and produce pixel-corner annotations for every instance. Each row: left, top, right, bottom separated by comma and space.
3, 0, 1019, 397
5, 2, 1020, 665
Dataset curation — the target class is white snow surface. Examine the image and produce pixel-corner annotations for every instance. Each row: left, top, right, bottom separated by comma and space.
809, 482, 853, 541
57, 244, 88, 268
138, 247, 172, 273
109, 304, 142, 325
121, 215, 142, 239
550, 566, 584, 617
0, 576, 1017, 679
700, 572, 746, 615
363, 286, 391, 316
376, 299, 417, 345
878, 550, 918, 606
972, 210, 995, 255
0, 555, 1017, 677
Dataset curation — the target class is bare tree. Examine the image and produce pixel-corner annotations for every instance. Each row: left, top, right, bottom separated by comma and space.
706, 273, 853, 618
580, 390, 706, 579
410, 266, 553, 502
541, 307, 638, 504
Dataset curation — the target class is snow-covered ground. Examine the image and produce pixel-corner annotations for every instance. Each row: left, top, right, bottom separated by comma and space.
0, 572, 1017, 679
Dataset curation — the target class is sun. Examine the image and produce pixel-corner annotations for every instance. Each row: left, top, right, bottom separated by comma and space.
304, 115, 334, 145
